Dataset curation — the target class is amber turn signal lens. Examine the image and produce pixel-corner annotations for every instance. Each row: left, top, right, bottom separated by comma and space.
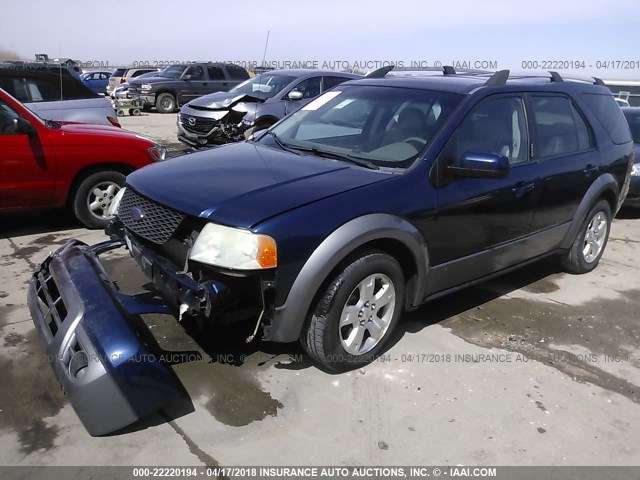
257, 236, 277, 268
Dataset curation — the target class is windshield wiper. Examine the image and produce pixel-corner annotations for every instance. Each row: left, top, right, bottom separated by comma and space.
265, 131, 302, 155
285, 144, 380, 170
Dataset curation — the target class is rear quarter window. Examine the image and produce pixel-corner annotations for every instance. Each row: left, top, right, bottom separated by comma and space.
581, 93, 632, 144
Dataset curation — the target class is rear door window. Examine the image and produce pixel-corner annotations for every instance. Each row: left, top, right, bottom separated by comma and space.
207, 66, 225, 80
25, 79, 60, 102
530, 95, 588, 158
322, 76, 353, 91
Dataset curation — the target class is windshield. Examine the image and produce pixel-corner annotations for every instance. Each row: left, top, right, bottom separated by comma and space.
624, 110, 640, 143
160, 65, 187, 79
229, 74, 296, 99
262, 85, 462, 168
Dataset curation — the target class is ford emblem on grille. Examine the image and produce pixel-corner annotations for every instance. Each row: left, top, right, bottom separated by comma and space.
188, 117, 196, 126
131, 207, 145, 221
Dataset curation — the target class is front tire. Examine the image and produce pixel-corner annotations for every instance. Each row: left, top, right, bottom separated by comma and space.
71, 171, 125, 229
156, 93, 176, 113
561, 200, 611, 274
301, 251, 405, 372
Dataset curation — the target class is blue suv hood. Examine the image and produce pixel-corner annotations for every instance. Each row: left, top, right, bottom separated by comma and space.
126, 142, 389, 228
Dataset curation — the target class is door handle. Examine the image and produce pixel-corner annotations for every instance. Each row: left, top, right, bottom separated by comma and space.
583, 164, 598, 176
512, 181, 535, 198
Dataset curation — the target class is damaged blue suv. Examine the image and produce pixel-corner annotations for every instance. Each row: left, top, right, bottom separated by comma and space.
28, 68, 634, 435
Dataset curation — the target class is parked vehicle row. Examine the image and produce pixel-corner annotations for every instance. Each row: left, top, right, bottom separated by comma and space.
106, 67, 159, 95
25, 68, 634, 435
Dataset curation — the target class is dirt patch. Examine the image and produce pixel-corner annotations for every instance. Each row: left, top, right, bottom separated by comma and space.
3, 332, 26, 347
30, 234, 70, 247
405, 281, 640, 404
0, 329, 66, 454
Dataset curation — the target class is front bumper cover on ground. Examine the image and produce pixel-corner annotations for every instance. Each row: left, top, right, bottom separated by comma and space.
27, 239, 186, 436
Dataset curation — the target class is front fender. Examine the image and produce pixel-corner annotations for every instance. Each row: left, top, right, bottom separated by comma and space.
560, 173, 619, 249
265, 214, 429, 343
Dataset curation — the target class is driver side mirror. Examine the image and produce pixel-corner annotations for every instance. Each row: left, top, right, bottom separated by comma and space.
447, 151, 509, 178
14, 118, 37, 137
182, 74, 192, 81
286, 90, 304, 101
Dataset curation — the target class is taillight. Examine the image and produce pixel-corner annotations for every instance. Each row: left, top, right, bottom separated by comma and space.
120, 77, 126, 83
107, 117, 121, 128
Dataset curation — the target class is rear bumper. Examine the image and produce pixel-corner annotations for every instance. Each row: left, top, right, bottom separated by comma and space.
27, 240, 184, 436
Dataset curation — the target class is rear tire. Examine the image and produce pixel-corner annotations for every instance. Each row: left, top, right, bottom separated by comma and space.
301, 251, 405, 372
71, 170, 125, 229
156, 93, 176, 113
561, 200, 611, 274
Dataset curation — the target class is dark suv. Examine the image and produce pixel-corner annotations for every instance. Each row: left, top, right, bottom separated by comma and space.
128, 63, 249, 113
27, 68, 634, 435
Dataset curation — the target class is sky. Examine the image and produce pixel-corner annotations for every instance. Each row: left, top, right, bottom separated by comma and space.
2, 0, 640, 79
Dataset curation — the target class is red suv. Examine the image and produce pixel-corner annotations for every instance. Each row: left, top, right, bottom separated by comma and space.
0, 88, 166, 228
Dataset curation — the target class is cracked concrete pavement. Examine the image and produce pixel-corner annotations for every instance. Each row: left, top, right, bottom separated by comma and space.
0, 113, 639, 466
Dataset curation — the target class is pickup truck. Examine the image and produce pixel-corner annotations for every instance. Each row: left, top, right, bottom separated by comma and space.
128, 63, 249, 113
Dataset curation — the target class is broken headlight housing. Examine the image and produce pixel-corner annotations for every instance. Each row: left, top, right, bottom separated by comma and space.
148, 145, 167, 162
189, 223, 277, 270
106, 187, 126, 217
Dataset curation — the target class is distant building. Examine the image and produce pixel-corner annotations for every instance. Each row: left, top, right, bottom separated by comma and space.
34, 54, 81, 67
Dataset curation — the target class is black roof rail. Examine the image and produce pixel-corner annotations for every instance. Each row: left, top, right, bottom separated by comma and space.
367, 65, 395, 78
484, 69, 510, 86
549, 71, 563, 82
443, 65, 456, 75
593, 77, 605, 86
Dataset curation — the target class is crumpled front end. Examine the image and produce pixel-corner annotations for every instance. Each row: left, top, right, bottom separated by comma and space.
177, 96, 262, 147
27, 240, 186, 436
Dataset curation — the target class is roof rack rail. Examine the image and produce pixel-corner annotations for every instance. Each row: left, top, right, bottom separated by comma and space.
367, 64, 395, 78
549, 71, 563, 82
593, 77, 605, 86
484, 69, 510, 86
382, 65, 492, 78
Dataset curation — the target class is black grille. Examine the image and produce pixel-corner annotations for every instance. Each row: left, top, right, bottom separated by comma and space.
119, 189, 185, 244
179, 114, 219, 135
34, 272, 68, 337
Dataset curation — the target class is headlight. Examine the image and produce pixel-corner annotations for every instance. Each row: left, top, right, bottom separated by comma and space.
632, 164, 640, 176
141, 83, 153, 92
148, 145, 167, 161
189, 223, 277, 269
106, 187, 126, 217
